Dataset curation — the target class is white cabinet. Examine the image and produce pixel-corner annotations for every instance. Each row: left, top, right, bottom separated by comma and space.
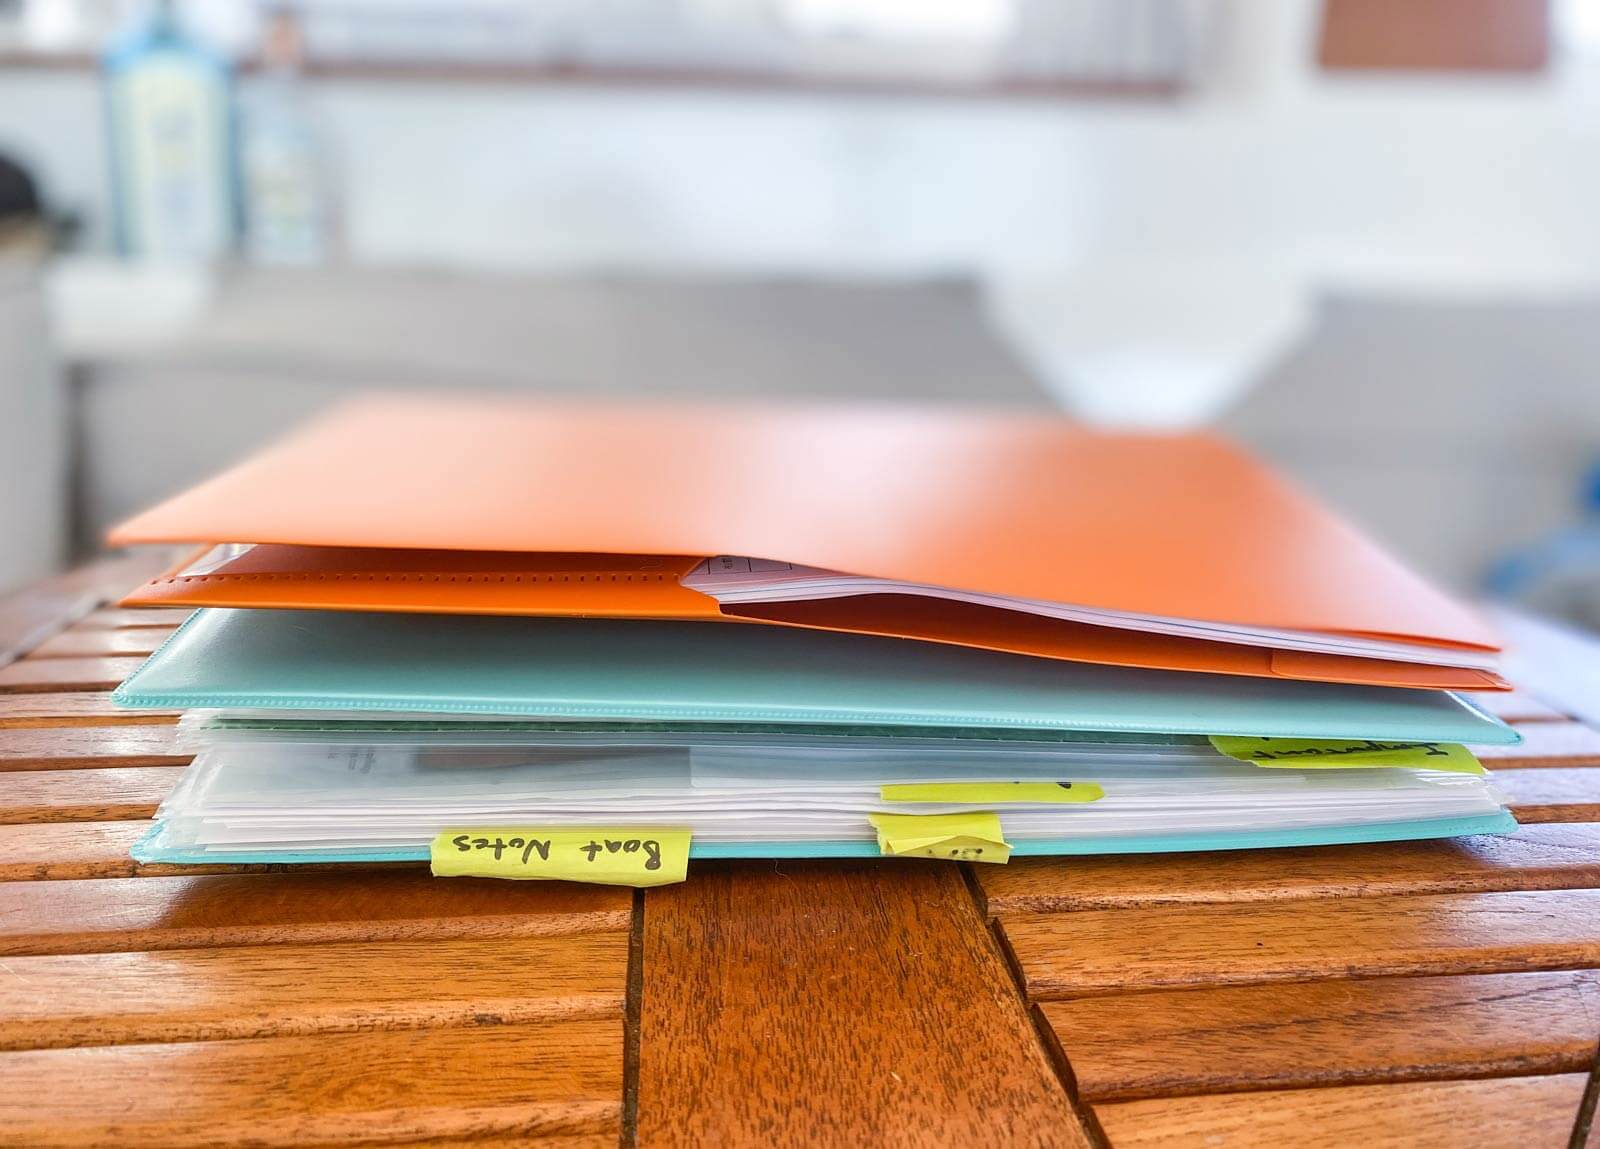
0, 240, 66, 593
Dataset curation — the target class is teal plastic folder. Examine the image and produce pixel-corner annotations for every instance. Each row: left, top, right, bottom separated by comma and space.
115, 608, 1519, 744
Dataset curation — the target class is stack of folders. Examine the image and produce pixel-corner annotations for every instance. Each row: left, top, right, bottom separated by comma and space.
108, 396, 1519, 884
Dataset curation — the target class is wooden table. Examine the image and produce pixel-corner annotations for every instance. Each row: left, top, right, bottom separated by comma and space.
3, 554, 1600, 1147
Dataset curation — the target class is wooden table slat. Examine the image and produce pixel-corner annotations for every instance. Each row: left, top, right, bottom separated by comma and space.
638, 860, 1095, 1147
1495, 767, 1600, 822
1092, 1072, 1587, 1149
1463, 688, 1569, 723
0, 870, 632, 956
0, 725, 189, 771
1001, 888, 1600, 999
1479, 721, 1600, 766
0, 765, 185, 824
0, 821, 415, 881
1043, 970, 1600, 1102
0, 933, 626, 1051
978, 824, 1600, 914
0, 691, 178, 728
0, 1019, 622, 1148
0, 551, 181, 668
0, 820, 172, 880
76, 607, 192, 630
0, 656, 150, 694
27, 627, 175, 660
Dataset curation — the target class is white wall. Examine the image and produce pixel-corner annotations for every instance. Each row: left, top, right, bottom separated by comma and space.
5, 0, 1600, 423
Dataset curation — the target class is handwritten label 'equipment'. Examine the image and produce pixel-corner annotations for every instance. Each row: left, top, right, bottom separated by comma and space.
429, 827, 691, 886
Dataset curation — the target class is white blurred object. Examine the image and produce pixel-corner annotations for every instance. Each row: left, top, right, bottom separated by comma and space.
1489, 606, 1600, 731
985, 263, 1313, 427
105, 1, 234, 261
45, 255, 214, 356
0, 230, 66, 592
240, 6, 330, 264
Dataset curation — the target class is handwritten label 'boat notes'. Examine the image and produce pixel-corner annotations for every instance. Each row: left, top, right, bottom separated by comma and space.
880, 781, 1104, 804
1209, 736, 1485, 775
430, 827, 691, 885
869, 811, 1012, 864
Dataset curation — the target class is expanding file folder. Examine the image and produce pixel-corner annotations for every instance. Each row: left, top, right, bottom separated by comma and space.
109, 395, 1506, 690
114, 608, 1519, 744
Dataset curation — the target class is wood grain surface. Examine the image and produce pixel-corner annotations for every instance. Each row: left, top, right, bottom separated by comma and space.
0, 870, 632, 955
0, 820, 175, 880
0, 656, 151, 693
1043, 969, 1600, 1100
979, 824, 1600, 914
0, 691, 178, 727
27, 626, 177, 659
1002, 888, 1600, 998
0, 552, 178, 668
1094, 1073, 1586, 1149
638, 860, 1095, 1147
1479, 721, 1600, 765
0, 725, 189, 770
0, 820, 415, 881
76, 607, 190, 629
0, 933, 627, 1049
1464, 687, 1567, 722
0, 1019, 624, 1148
1496, 767, 1600, 822
0, 765, 185, 823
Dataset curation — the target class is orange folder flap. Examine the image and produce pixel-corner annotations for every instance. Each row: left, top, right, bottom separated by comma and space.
109, 394, 1498, 654
121, 545, 1509, 691
128, 546, 723, 619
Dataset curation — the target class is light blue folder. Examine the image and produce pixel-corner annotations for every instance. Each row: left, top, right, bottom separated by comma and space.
121, 608, 1520, 864
116, 608, 1519, 744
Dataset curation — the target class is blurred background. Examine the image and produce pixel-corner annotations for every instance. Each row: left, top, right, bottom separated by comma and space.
2, 0, 1599, 629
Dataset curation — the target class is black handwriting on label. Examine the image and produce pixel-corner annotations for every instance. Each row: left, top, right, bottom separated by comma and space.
450, 833, 663, 870
1248, 740, 1442, 762
451, 834, 552, 865
582, 838, 662, 870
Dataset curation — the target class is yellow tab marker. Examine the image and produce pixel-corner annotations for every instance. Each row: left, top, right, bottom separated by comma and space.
430, 827, 691, 886
868, 811, 1012, 864
880, 781, 1104, 804
1208, 737, 1485, 775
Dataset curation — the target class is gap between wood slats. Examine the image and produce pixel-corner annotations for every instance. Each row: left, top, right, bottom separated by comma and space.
0, 692, 178, 728
976, 824, 1600, 915
0, 726, 190, 770
0, 870, 632, 956
1091, 1072, 1587, 1149
999, 888, 1600, 1000
0, 765, 186, 823
1038, 969, 1600, 1102
0, 933, 627, 1051
0, 1018, 623, 1148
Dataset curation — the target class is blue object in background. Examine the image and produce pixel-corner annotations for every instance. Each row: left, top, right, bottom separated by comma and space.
1486, 457, 1600, 631
104, 0, 235, 260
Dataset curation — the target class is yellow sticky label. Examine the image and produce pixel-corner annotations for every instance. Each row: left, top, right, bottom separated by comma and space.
868, 811, 1012, 864
1208, 737, 1484, 775
880, 781, 1104, 804
430, 827, 690, 886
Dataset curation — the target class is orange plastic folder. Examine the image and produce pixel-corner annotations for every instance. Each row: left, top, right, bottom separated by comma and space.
108, 395, 1506, 691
